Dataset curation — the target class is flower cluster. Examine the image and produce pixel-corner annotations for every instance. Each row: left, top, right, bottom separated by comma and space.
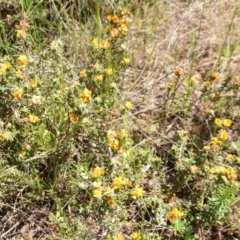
78, 88, 92, 102
90, 167, 105, 178
210, 167, 237, 182
0, 61, 11, 75
105, 7, 131, 41
107, 129, 127, 150
214, 118, 232, 127
167, 207, 184, 222
203, 129, 228, 151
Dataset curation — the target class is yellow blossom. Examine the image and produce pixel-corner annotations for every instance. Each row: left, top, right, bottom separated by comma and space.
117, 234, 125, 240
29, 114, 40, 123
69, 113, 78, 123
191, 77, 198, 83
210, 137, 221, 147
94, 74, 104, 81
168, 208, 184, 222
91, 38, 99, 48
90, 167, 105, 178
122, 57, 130, 64
131, 232, 141, 240
79, 70, 86, 78
101, 40, 110, 49
16, 28, 27, 40
108, 138, 120, 150
190, 166, 200, 174
81, 117, 89, 124
13, 89, 23, 99
218, 129, 228, 141
112, 176, 127, 189
16, 55, 28, 66
79, 88, 92, 102
93, 189, 102, 199
211, 72, 219, 80
20, 151, 27, 157
1, 61, 11, 71
110, 15, 120, 23
32, 95, 41, 105
131, 186, 146, 199
107, 199, 116, 208
204, 80, 212, 88
174, 69, 184, 77
124, 101, 133, 110
214, 118, 222, 126
168, 82, 176, 88
29, 81, 37, 89
226, 154, 233, 162
0, 134, 5, 141
203, 145, 211, 151
223, 119, 232, 127
106, 68, 113, 75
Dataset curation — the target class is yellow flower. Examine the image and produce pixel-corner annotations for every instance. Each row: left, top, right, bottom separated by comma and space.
123, 57, 130, 64
117, 234, 125, 240
90, 167, 105, 178
131, 232, 141, 240
191, 77, 198, 83
211, 72, 219, 80
223, 119, 232, 127
32, 95, 41, 105
168, 208, 184, 222
210, 137, 221, 147
106, 68, 113, 75
226, 154, 233, 162
81, 117, 89, 123
203, 145, 211, 151
101, 40, 110, 49
13, 89, 23, 99
29, 81, 37, 89
190, 166, 200, 174
107, 199, 116, 208
218, 129, 228, 141
16, 55, 28, 66
20, 151, 27, 157
112, 176, 127, 189
0, 134, 5, 141
79, 88, 92, 102
214, 118, 222, 126
174, 69, 184, 77
79, 70, 86, 78
70, 113, 78, 123
91, 38, 99, 48
131, 186, 146, 199
168, 82, 176, 88
29, 114, 40, 123
108, 138, 120, 150
110, 15, 120, 23
204, 80, 212, 88
16, 28, 27, 40
167, 212, 175, 222
94, 74, 104, 81
1, 61, 11, 71
93, 189, 102, 199
124, 101, 132, 110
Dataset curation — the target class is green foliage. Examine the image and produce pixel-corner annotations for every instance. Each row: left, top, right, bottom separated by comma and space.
0, 0, 239, 239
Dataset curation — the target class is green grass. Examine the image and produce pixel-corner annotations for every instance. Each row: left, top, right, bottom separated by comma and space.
0, 0, 240, 239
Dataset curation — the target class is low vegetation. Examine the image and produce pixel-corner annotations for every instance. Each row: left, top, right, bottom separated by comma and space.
0, 0, 239, 239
